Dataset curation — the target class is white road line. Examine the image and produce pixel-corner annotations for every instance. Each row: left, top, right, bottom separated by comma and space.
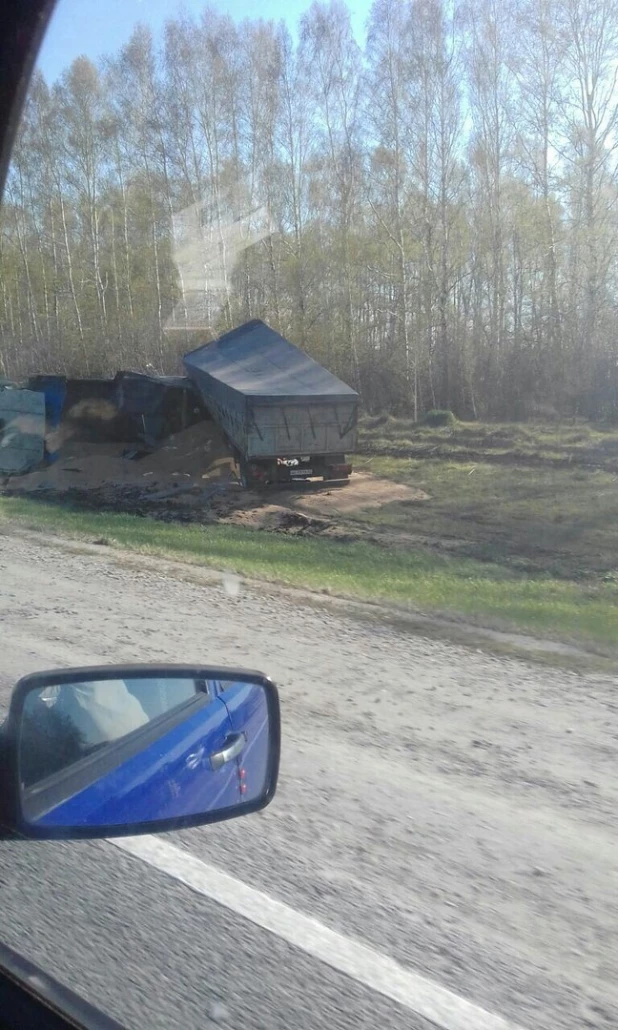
110, 834, 529, 1030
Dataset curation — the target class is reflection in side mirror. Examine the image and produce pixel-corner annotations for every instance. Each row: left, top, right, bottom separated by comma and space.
6, 666, 279, 839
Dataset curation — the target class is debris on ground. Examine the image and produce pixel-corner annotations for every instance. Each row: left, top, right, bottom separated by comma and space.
5, 419, 236, 494
287, 473, 428, 516
2, 410, 426, 544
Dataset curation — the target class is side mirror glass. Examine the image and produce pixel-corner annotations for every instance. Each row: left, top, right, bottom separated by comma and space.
4, 666, 279, 839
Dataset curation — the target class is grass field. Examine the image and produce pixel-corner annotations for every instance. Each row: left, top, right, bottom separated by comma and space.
352, 454, 618, 580
350, 415, 618, 583
2, 495, 617, 651
357, 413, 618, 468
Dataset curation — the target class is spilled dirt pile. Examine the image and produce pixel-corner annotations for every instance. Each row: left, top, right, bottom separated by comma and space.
286, 473, 428, 516
2, 419, 430, 543
5, 420, 236, 492
2, 419, 245, 522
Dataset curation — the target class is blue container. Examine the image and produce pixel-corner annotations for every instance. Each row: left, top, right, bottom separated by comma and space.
28, 375, 66, 428
27, 375, 67, 463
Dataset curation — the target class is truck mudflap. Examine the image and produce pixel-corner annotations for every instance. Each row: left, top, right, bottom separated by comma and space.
323, 461, 352, 482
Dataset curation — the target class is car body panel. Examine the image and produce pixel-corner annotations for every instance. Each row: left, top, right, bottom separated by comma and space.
215, 681, 271, 803
34, 695, 241, 828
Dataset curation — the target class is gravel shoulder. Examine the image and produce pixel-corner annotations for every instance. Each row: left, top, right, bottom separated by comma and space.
0, 528, 616, 1030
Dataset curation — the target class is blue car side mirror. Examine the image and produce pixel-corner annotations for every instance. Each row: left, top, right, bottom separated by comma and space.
0, 664, 280, 840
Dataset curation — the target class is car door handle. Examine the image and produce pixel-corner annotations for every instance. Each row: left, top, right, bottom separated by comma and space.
210, 732, 246, 771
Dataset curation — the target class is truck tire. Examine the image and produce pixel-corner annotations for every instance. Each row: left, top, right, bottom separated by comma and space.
238, 460, 252, 489
239, 459, 274, 489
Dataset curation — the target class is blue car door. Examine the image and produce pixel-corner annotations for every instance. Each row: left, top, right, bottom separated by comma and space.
213, 681, 270, 804
35, 694, 242, 829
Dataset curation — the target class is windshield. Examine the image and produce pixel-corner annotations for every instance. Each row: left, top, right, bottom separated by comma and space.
0, 1, 616, 1029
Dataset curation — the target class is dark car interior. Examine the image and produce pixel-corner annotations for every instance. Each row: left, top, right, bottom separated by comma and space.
0, 3, 128, 1026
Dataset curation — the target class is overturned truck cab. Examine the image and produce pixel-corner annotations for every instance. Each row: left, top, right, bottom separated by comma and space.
184, 320, 358, 488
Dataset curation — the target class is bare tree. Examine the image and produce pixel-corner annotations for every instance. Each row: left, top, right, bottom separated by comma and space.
1, 0, 618, 421
560, 0, 618, 414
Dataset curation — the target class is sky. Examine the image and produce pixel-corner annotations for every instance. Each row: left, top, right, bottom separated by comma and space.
37, 0, 372, 83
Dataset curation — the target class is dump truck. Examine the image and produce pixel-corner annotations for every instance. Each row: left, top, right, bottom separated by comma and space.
184, 320, 359, 487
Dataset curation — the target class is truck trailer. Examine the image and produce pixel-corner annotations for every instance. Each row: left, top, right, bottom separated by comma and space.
183, 320, 359, 487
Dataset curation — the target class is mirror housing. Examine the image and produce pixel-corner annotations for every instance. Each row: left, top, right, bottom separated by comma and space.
0, 665, 280, 840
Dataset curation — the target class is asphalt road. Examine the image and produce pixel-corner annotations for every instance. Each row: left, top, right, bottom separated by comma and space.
0, 528, 616, 1030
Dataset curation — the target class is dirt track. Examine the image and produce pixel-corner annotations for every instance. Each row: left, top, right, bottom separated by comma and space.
0, 527, 616, 1029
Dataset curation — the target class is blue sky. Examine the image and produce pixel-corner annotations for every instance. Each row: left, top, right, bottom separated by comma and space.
37, 0, 372, 83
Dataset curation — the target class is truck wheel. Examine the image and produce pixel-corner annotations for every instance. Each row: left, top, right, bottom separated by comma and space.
239, 461, 271, 489
238, 462, 251, 489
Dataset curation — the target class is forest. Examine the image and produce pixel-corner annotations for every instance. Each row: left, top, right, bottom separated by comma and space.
1, 0, 618, 421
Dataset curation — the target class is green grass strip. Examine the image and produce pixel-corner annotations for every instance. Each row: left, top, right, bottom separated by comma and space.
2, 496, 616, 647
